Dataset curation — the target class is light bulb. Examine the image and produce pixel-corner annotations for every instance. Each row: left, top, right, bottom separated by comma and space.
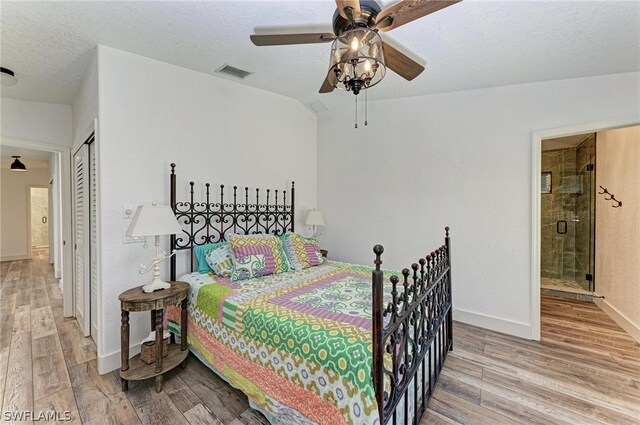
351, 36, 359, 52
364, 60, 372, 72
334, 49, 341, 63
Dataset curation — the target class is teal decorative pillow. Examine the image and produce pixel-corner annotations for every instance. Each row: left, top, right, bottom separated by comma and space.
194, 241, 227, 273
205, 244, 234, 277
231, 254, 267, 281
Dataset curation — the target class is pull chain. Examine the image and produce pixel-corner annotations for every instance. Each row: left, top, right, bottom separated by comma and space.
365, 90, 368, 126
355, 95, 358, 129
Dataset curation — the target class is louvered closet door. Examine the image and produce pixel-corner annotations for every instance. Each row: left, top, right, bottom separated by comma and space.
73, 144, 91, 337
90, 143, 98, 340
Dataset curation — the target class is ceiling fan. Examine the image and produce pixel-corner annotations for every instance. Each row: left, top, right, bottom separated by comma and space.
250, 0, 461, 96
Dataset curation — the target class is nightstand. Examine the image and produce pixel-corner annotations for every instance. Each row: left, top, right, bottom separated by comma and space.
321, 249, 328, 259
118, 281, 189, 393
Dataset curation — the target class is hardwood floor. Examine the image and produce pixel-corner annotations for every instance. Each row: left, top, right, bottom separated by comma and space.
1, 251, 638, 424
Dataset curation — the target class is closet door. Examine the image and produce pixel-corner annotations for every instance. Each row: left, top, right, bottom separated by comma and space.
73, 144, 91, 337
90, 141, 98, 339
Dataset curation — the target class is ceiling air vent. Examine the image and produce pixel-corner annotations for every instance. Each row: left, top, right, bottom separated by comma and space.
215, 64, 252, 80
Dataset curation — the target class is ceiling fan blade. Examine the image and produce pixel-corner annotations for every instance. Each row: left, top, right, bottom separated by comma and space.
383, 42, 425, 81
319, 75, 335, 93
376, 0, 461, 32
336, 0, 362, 20
250, 33, 335, 46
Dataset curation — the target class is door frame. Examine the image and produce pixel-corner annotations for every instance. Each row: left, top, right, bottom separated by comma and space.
0, 137, 73, 317
71, 122, 99, 341
530, 119, 639, 340
27, 185, 50, 257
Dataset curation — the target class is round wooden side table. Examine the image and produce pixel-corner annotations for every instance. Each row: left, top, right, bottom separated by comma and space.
118, 281, 189, 393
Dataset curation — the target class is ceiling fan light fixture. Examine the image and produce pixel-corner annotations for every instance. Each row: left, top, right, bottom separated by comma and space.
0, 67, 18, 87
10, 156, 27, 172
327, 28, 385, 96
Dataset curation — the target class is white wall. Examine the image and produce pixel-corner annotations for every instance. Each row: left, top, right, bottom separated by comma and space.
72, 50, 98, 147
0, 167, 51, 260
594, 126, 640, 342
96, 46, 317, 373
49, 152, 63, 278
1, 98, 72, 147
317, 72, 640, 339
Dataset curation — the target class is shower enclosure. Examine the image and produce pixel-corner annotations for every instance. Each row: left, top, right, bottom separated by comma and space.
540, 135, 595, 293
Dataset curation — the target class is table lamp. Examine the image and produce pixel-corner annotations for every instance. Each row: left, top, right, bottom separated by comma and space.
304, 209, 325, 237
126, 203, 182, 293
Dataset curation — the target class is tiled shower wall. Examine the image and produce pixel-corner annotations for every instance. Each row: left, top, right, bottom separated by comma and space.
540, 136, 595, 289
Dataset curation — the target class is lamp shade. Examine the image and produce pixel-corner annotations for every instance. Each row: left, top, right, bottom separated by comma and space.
126, 204, 182, 237
304, 209, 325, 226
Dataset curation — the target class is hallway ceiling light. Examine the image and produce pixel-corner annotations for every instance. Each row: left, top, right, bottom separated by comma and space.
11, 156, 27, 171
0, 67, 18, 87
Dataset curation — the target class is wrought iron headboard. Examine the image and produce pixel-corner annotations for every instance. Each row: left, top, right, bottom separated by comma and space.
169, 163, 295, 280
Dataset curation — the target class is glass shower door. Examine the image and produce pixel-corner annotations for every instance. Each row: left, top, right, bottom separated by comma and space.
574, 136, 595, 292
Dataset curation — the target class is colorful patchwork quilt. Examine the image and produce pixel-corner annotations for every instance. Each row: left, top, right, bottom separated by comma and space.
167, 261, 396, 425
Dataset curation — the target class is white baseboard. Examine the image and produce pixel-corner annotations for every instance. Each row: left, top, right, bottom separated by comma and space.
98, 343, 141, 375
453, 308, 532, 340
593, 296, 640, 344
0, 254, 29, 262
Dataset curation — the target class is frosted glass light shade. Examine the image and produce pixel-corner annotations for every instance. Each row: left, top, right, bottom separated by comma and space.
126, 204, 182, 237
304, 209, 325, 226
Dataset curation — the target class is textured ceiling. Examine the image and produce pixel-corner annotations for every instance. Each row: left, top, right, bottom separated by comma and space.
1, 1, 639, 112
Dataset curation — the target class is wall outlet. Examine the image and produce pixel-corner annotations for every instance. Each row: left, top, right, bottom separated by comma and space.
123, 228, 145, 244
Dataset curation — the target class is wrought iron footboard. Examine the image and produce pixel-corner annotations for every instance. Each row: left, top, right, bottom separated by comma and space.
372, 228, 453, 425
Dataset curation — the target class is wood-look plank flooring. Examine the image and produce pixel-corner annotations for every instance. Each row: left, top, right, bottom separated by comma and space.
2, 251, 639, 424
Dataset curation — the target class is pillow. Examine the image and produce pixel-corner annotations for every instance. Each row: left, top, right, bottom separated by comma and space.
228, 234, 289, 278
194, 241, 227, 274
281, 232, 325, 270
231, 254, 267, 281
204, 244, 235, 277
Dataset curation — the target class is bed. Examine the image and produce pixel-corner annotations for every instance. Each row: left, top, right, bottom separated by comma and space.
165, 164, 453, 425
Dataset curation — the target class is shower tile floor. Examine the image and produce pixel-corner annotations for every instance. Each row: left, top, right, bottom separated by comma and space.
541, 277, 592, 300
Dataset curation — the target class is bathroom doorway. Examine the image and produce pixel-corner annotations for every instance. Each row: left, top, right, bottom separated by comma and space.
29, 186, 50, 252
540, 133, 596, 298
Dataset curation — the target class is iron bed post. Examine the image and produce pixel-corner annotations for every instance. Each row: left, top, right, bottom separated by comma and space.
170, 163, 177, 281
372, 244, 385, 422
445, 227, 453, 351
291, 181, 295, 232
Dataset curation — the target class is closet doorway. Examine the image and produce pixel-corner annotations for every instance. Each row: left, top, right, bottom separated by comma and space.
73, 133, 98, 340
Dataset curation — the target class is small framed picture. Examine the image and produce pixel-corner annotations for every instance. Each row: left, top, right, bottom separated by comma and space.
541, 172, 552, 194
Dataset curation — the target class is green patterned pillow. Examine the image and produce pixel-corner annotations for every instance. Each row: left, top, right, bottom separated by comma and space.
204, 244, 235, 277
231, 254, 267, 281
281, 232, 324, 270
228, 234, 289, 275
